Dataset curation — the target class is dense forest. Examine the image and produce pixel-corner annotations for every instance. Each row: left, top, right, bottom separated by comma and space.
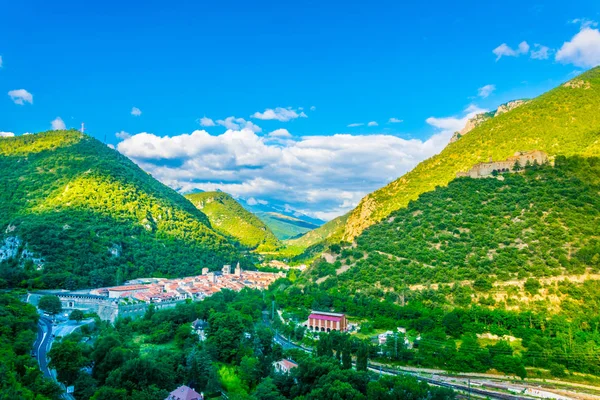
273, 275, 600, 379
41, 289, 454, 400
305, 157, 600, 289
186, 191, 280, 251
0, 131, 245, 290
0, 292, 62, 399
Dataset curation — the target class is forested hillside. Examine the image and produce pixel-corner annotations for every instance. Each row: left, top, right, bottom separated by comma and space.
294, 67, 600, 249
0, 293, 61, 399
0, 131, 244, 289
305, 157, 600, 291
186, 192, 280, 251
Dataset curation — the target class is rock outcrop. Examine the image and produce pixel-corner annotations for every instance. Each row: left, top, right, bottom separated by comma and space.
450, 100, 528, 144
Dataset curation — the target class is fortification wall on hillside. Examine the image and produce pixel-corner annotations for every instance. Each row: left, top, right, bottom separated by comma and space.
456, 150, 548, 179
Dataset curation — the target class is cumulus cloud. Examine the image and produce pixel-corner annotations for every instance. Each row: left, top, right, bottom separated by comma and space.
347, 123, 364, 127
269, 128, 292, 138
530, 44, 551, 60
477, 84, 496, 98
493, 41, 529, 61
251, 107, 307, 122
310, 106, 316, 111
131, 107, 142, 116
0, 131, 15, 137
556, 27, 600, 68
388, 117, 403, 123
426, 105, 487, 133
51, 117, 66, 130
367, 121, 378, 127
216, 116, 262, 133
8, 89, 33, 105
116, 131, 131, 140
117, 126, 454, 219
198, 117, 215, 127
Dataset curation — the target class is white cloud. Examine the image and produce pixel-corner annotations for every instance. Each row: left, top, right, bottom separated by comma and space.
269, 128, 292, 138
251, 107, 307, 122
8, 89, 33, 105
131, 107, 142, 117
426, 105, 487, 133
367, 121, 378, 127
556, 27, 600, 68
493, 41, 529, 61
0, 56, 3, 68
216, 116, 262, 133
310, 106, 316, 111
51, 117, 66, 130
0, 131, 15, 137
347, 123, 364, 127
530, 44, 551, 60
117, 124, 455, 219
388, 117, 403, 123
477, 84, 496, 98
570, 18, 598, 29
107, 144, 115, 149
198, 117, 215, 127
116, 131, 131, 140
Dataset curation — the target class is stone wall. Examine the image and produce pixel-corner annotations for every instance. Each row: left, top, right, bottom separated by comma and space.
457, 150, 548, 179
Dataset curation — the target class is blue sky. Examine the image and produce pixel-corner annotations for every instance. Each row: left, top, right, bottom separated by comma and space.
2, 1, 599, 219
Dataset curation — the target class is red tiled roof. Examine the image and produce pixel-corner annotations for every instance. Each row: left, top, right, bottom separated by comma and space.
309, 314, 342, 322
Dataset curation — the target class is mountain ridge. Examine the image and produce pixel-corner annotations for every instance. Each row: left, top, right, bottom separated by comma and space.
0, 130, 244, 289
185, 191, 280, 250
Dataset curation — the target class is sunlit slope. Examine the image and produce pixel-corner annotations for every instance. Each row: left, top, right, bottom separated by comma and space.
340, 67, 600, 242
186, 191, 280, 251
0, 131, 243, 289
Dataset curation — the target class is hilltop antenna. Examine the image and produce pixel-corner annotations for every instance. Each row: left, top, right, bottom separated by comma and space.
80, 122, 85, 133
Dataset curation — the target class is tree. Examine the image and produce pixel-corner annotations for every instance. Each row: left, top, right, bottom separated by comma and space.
254, 377, 285, 400
341, 342, 352, 370
513, 160, 522, 171
239, 355, 261, 388
356, 342, 369, 371
38, 295, 62, 316
48, 340, 89, 385
69, 309, 85, 322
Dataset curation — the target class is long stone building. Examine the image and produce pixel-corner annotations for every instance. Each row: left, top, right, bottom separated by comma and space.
456, 150, 548, 179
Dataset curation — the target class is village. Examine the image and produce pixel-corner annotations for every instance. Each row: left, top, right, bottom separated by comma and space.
90, 263, 284, 304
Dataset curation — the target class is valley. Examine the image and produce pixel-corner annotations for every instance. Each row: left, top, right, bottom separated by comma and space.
2, 50, 600, 400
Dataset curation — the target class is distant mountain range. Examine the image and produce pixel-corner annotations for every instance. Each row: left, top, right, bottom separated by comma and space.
236, 197, 324, 240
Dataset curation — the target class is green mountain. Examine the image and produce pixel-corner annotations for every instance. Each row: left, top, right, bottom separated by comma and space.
256, 212, 320, 240
304, 157, 600, 292
286, 213, 348, 247
295, 67, 600, 249
0, 130, 243, 289
185, 192, 279, 250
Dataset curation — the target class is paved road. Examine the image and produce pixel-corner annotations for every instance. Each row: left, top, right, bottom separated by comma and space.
32, 316, 93, 400
33, 316, 53, 379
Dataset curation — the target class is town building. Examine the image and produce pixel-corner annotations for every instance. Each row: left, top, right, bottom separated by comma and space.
273, 359, 298, 374
306, 311, 348, 332
165, 385, 203, 400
